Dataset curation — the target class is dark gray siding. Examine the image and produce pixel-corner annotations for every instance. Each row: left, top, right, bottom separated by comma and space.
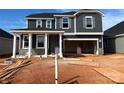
28, 19, 36, 29
56, 17, 74, 33
76, 13, 102, 32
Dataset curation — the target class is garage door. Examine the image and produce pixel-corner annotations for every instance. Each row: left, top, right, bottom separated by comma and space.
64, 40, 97, 54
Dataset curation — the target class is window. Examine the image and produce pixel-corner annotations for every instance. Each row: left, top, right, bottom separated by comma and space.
85, 16, 93, 29
36, 35, 45, 48
46, 20, 52, 29
23, 35, 29, 49
62, 17, 69, 29
36, 19, 42, 28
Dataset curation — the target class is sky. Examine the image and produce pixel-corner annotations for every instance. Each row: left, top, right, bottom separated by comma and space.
0, 9, 124, 33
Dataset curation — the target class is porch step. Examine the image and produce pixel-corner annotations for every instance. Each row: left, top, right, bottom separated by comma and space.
94, 68, 124, 84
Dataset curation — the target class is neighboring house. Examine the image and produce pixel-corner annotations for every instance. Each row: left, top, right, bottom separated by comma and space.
0, 29, 15, 56
104, 21, 124, 53
11, 9, 104, 58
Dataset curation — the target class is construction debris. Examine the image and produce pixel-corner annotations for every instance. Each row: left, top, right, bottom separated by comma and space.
0, 59, 32, 84
4, 58, 14, 64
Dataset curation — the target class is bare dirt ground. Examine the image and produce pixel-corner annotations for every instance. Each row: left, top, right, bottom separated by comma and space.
1, 54, 124, 84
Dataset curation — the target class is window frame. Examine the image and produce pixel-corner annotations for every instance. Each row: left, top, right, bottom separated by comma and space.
36, 35, 45, 49
62, 17, 70, 29
84, 16, 94, 29
36, 19, 42, 28
46, 20, 52, 29
22, 35, 29, 49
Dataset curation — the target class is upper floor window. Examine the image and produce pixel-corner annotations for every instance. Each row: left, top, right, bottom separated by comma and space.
46, 20, 52, 29
36, 19, 42, 28
84, 16, 94, 29
62, 17, 69, 29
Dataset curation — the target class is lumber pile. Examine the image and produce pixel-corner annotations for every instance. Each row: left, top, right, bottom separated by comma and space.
0, 59, 32, 84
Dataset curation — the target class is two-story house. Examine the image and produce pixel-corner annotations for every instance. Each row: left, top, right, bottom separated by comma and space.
11, 9, 104, 58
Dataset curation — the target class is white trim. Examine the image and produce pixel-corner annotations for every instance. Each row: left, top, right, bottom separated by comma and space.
53, 10, 104, 17
19, 36, 21, 50
54, 15, 73, 17
36, 19, 42, 28
22, 35, 29, 49
74, 10, 104, 16
115, 34, 124, 37
84, 16, 94, 29
28, 33, 32, 58
96, 39, 99, 55
36, 35, 45, 49
62, 17, 70, 29
59, 33, 63, 57
46, 20, 52, 29
12, 35, 17, 58
101, 35, 104, 54
26, 17, 54, 20
44, 33, 48, 57
26, 20, 28, 28
74, 16, 76, 33
64, 38, 98, 41
12, 30, 65, 34
64, 32, 104, 35
55, 17, 57, 29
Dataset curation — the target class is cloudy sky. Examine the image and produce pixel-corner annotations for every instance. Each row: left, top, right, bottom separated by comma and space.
0, 9, 124, 33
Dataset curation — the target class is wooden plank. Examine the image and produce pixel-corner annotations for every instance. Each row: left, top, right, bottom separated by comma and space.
0, 59, 31, 81
94, 68, 124, 83
67, 61, 99, 67
1, 68, 21, 81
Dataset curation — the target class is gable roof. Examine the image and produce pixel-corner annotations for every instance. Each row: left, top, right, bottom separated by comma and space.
0, 29, 13, 39
104, 21, 124, 37
26, 11, 76, 18
26, 10, 103, 19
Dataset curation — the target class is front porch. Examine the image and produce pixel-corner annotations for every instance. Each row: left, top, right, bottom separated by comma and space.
12, 30, 65, 58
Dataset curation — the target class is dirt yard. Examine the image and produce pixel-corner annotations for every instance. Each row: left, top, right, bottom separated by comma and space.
1, 54, 124, 84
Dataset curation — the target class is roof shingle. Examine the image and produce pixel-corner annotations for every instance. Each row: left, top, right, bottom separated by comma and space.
0, 29, 13, 39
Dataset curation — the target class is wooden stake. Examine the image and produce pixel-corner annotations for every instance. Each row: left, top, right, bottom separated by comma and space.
55, 54, 58, 84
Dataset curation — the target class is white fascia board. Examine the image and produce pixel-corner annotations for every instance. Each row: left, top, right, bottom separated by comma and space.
64, 32, 104, 35
12, 30, 65, 34
64, 38, 98, 41
54, 15, 74, 17
26, 17, 54, 20
74, 10, 104, 17
115, 34, 124, 37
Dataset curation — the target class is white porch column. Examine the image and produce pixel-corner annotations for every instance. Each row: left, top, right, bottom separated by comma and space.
19, 35, 21, 50
44, 33, 48, 57
12, 34, 17, 58
59, 33, 63, 58
96, 39, 99, 55
28, 33, 32, 58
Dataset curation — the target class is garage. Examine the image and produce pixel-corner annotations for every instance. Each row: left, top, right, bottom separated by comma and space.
63, 38, 99, 56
